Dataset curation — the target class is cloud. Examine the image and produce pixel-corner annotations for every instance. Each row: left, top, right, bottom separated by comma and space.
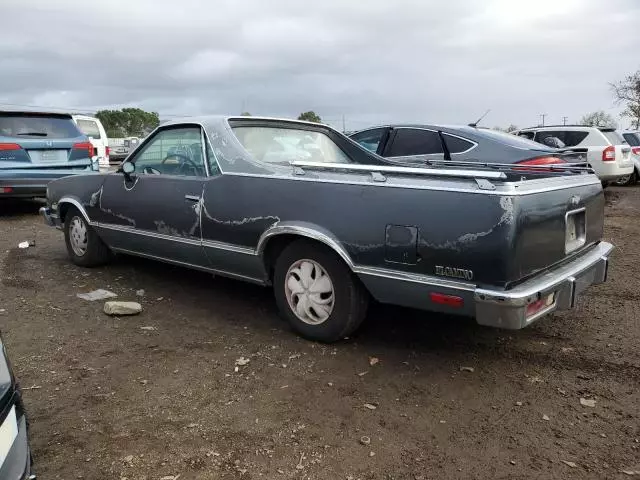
1, 0, 638, 130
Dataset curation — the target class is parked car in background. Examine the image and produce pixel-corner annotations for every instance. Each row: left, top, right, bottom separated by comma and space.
1, 110, 98, 199
0, 332, 34, 479
72, 115, 109, 169
41, 116, 612, 343
349, 124, 583, 167
107, 137, 141, 165
514, 125, 634, 184
615, 131, 640, 185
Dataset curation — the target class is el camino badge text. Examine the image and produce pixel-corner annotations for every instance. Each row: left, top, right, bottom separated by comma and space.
435, 265, 474, 281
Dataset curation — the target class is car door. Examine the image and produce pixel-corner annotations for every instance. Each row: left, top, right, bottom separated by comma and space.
94, 125, 208, 266
381, 127, 445, 162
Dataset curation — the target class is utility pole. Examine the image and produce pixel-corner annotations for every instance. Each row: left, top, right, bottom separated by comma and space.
562, 116, 568, 126
342, 114, 346, 133
539, 113, 547, 126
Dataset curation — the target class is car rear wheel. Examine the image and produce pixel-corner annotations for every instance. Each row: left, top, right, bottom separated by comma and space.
273, 239, 368, 343
613, 170, 637, 186
64, 206, 111, 267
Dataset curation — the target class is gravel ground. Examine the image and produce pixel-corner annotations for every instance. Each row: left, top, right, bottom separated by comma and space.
0, 187, 639, 480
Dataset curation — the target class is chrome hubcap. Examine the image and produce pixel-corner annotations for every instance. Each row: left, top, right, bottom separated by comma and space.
615, 175, 631, 184
285, 259, 335, 325
69, 216, 88, 256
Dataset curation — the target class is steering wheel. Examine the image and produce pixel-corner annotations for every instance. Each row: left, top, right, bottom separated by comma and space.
161, 153, 200, 175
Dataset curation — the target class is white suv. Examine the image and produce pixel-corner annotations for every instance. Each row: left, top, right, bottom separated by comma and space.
515, 126, 633, 183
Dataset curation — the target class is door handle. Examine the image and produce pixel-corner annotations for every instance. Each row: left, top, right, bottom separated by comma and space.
184, 195, 201, 202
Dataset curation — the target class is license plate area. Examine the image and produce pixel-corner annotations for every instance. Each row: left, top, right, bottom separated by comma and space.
565, 208, 586, 254
28, 149, 68, 164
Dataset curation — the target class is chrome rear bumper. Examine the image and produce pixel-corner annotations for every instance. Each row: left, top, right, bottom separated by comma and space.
474, 242, 613, 329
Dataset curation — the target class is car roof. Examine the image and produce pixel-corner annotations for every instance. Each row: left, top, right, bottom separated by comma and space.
0, 109, 73, 118
518, 125, 614, 132
161, 115, 329, 129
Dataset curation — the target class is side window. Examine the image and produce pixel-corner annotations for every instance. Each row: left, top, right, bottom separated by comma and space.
535, 130, 566, 147
442, 134, 475, 154
518, 131, 535, 140
623, 133, 640, 147
232, 126, 352, 164
562, 131, 589, 147
350, 128, 386, 153
386, 129, 443, 157
129, 127, 206, 177
77, 119, 102, 139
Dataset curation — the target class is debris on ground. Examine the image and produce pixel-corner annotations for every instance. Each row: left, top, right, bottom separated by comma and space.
580, 398, 597, 408
622, 470, 640, 476
515, 401, 523, 406
140, 326, 156, 331
18, 240, 33, 249
103, 301, 142, 316
561, 461, 578, 468
235, 356, 251, 366
542, 414, 550, 421
369, 356, 379, 366
77, 289, 117, 301
357, 371, 368, 377
459, 366, 475, 372
359, 436, 371, 446
363, 403, 377, 410
135, 289, 145, 297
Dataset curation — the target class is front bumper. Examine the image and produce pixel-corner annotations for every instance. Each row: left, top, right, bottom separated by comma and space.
475, 241, 613, 329
39, 207, 61, 229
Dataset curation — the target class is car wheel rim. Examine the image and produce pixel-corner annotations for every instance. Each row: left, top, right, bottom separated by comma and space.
69, 216, 88, 257
615, 175, 630, 184
285, 259, 335, 325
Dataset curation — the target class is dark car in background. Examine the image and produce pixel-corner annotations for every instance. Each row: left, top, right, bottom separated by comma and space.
0, 333, 34, 479
349, 124, 581, 167
1, 110, 98, 199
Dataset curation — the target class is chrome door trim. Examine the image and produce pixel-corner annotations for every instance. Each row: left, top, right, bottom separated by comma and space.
202, 239, 256, 255
95, 223, 201, 246
110, 247, 266, 285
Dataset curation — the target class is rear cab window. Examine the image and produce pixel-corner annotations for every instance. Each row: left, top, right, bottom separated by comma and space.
232, 126, 352, 165
622, 133, 640, 146
76, 119, 103, 139
0, 113, 82, 139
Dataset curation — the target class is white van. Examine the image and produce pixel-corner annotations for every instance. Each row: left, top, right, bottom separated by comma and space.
72, 115, 109, 169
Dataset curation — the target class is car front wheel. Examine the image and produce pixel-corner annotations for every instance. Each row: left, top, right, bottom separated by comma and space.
273, 240, 368, 342
63, 206, 111, 267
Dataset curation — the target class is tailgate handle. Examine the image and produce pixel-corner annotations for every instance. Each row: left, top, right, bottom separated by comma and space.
184, 195, 201, 202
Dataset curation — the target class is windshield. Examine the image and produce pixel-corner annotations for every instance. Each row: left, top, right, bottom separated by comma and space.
0, 113, 82, 139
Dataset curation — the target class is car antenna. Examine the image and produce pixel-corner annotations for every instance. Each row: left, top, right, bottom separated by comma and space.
468, 109, 491, 128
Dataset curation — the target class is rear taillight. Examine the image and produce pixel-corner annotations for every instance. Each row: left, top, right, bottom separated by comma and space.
514, 156, 566, 172
73, 142, 93, 158
105, 146, 110, 157
0, 143, 21, 151
632, 147, 640, 155
602, 146, 615, 162
526, 293, 555, 319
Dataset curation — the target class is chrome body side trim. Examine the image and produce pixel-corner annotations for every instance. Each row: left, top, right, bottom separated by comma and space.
96, 223, 201, 246
291, 161, 507, 180
353, 265, 475, 291
110, 247, 266, 285
256, 224, 354, 268
202, 239, 255, 255
57, 197, 91, 224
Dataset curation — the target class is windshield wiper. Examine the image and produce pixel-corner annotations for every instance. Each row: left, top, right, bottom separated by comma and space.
16, 132, 48, 136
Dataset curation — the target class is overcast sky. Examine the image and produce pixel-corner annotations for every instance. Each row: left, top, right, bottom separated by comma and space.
1, 0, 639, 130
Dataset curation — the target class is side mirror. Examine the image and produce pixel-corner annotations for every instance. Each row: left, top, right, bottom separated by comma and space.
121, 162, 135, 178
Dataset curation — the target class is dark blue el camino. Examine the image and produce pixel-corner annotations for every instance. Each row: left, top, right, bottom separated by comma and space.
40, 116, 612, 342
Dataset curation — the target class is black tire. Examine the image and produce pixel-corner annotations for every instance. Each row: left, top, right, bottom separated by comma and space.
273, 239, 369, 343
613, 170, 637, 186
63, 206, 111, 267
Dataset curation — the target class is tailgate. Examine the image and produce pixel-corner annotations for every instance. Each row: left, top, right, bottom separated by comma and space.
505, 177, 604, 287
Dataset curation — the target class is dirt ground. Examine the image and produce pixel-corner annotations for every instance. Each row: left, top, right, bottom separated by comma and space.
1, 187, 639, 480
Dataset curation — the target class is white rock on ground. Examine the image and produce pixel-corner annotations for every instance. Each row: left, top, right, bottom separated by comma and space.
104, 301, 143, 316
